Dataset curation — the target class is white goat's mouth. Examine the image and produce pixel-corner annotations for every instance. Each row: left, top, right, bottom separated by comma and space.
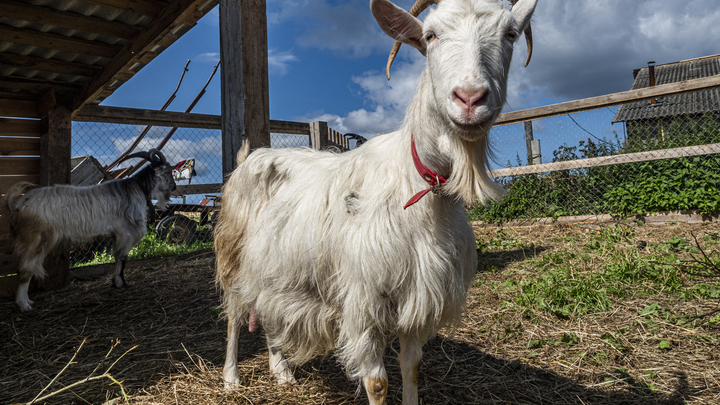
449, 115, 493, 135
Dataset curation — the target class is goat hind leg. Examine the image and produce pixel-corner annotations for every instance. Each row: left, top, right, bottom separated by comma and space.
267, 334, 297, 385
15, 268, 34, 312
15, 237, 47, 311
362, 356, 388, 405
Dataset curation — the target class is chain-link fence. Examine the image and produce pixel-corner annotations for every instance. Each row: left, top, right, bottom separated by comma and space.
471, 98, 720, 223
70, 120, 313, 267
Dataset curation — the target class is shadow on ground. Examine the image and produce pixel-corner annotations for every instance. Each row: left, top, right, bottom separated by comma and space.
0, 252, 692, 404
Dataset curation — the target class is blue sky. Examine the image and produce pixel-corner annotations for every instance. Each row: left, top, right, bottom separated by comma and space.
99, 0, 720, 170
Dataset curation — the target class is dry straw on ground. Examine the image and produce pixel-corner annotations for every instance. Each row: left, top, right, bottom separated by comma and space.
1, 222, 718, 404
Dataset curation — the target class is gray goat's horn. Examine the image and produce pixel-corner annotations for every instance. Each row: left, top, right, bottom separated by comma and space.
510, 0, 534, 67
147, 148, 167, 167
385, 0, 438, 80
118, 150, 150, 165
118, 149, 167, 167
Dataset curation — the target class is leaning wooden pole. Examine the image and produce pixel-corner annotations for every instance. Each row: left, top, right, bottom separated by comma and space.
105, 60, 190, 172
116, 61, 220, 179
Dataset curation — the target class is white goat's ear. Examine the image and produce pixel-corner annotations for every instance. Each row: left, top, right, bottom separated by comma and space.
511, 0, 538, 33
370, 0, 426, 54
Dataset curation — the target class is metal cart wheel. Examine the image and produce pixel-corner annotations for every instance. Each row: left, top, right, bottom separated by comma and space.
155, 214, 198, 245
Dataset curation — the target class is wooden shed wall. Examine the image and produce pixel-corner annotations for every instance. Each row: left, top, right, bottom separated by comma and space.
0, 93, 71, 298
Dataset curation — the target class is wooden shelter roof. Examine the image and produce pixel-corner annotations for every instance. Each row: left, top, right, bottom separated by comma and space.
0, 0, 218, 118
612, 54, 720, 123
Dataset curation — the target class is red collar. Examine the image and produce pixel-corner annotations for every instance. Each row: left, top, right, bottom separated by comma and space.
404, 134, 448, 209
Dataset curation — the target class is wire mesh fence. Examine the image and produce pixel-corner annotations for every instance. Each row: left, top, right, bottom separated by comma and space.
70, 121, 312, 267
470, 103, 720, 223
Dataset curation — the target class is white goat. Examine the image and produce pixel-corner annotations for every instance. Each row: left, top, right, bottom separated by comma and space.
5, 149, 176, 312
215, 0, 537, 403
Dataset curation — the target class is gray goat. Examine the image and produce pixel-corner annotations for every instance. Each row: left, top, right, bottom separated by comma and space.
4, 149, 176, 311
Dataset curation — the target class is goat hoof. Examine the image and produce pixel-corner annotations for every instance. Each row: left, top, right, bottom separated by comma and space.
16, 301, 33, 312
111, 282, 130, 289
223, 377, 240, 390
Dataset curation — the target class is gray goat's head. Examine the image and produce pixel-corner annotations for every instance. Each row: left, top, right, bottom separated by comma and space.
371, 0, 537, 140
120, 148, 176, 210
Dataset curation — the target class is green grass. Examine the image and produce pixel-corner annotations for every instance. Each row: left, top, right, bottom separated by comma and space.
72, 226, 213, 267
477, 223, 720, 323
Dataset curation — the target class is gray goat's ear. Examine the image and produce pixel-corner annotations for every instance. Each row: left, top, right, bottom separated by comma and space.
371, 0, 425, 54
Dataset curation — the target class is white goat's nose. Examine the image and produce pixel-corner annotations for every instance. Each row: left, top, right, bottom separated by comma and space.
452, 87, 488, 111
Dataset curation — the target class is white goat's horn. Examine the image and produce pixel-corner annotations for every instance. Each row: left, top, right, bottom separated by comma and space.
510, 0, 534, 67
385, 0, 438, 80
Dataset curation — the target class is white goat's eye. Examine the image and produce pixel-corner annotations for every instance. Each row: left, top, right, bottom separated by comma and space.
505, 30, 518, 42
425, 32, 437, 42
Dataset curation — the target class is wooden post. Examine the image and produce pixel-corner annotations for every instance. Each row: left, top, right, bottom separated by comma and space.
530, 139, 542, 165
310, 121, 328, 150
524, 121, 534, 165
38, 90, 72, 292
220, 0, 271, 178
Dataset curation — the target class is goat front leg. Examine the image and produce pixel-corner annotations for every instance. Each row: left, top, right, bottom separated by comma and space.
398, 333, 422, 405
111, 228, 143, 288
223, 309, 241, 389
111, 254, 129, 288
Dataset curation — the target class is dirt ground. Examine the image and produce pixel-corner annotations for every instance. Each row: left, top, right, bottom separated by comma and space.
1, 222, 719, 404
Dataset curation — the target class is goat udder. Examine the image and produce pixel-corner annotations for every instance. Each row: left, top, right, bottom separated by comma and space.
248, 306, 259, 332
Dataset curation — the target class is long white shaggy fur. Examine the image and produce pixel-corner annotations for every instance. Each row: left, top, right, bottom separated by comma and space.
215, 1, 537, 404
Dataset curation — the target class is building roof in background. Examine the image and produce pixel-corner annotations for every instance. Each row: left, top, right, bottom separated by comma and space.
612, 54, 720, 123
0, 0, 218, 116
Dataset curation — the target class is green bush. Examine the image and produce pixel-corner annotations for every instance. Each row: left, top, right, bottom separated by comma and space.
470, 132, 720, 222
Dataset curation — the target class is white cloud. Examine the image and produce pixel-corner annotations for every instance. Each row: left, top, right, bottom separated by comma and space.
196, 52, 220, 64
517, 0, 720, 103
290, 0, 720, 135
299, 48, 425, 137
268, 49, 298, 75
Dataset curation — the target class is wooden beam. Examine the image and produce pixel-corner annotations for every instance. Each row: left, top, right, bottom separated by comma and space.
270, 120, 310, 135
0, 77, 82, 95
40, 91, 72, 187
494, 75, 720, 126
0, 25, 120, 59
489, 142, 720, 178
0, 137, 41, 156
0, 175, 40, 195
72, 0, 218, 114
220, 0, 271, 177
0, 98, 38, 119
37, 91, 72, 292
75, 105, 313, 135
0, 118, 42, 137
0, 0, 142, 39
171, 183, 222, 197
80, 0, 167, 17
0, 52, 101, 78
75, 105, 223, 128
0, 157, 41, 175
